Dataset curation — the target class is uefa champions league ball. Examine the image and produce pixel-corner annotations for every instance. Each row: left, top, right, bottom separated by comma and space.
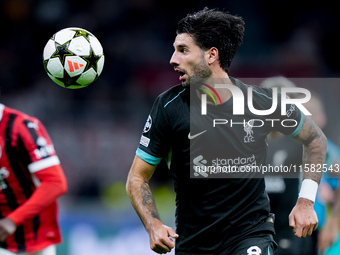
43, 27, 104, 89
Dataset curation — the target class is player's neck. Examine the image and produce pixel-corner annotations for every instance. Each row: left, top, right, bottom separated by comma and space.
207, 70, 234, 104
197, 71, 234, 105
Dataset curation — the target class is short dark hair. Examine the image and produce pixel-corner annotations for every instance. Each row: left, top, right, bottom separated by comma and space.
176, 7, 245, 72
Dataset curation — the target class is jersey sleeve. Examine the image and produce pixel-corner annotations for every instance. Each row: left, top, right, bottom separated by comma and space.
13, 116, 61, 173
136, 96, 171, 165
268, 92, 304, 137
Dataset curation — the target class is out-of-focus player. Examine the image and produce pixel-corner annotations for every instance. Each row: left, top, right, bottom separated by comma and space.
261, 77, 340, 255
304, 93, 340, 255
0, 103, 67, 255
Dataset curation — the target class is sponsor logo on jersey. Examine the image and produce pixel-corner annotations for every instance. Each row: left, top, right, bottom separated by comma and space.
192, 154, 258, 178
140, 135, 150, 147
188, 130, 207, 140
27, 120, 39, 130
192, 155, 209, 177
34, 137, 56, 159
36, 137, 47, 146
143, 115, 152, 133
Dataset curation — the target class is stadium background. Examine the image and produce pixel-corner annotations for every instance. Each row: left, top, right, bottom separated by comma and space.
1, 0, 340, 254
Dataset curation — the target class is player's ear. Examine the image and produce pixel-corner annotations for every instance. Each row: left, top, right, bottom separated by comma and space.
206, 47, 218, 65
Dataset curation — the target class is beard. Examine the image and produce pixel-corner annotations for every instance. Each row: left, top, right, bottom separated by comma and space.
181, 58, 212, 87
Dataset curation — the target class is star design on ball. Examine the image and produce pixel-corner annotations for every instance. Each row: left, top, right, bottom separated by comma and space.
56, 71, 82, 88
51, 42, 73, 64
82, 48, 101, 72
73, 29, 91, 41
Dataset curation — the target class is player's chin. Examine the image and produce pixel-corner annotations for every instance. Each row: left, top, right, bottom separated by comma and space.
181, 79, 190, 87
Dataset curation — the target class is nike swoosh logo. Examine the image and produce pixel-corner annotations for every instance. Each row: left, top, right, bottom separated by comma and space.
188, 130, 207, 139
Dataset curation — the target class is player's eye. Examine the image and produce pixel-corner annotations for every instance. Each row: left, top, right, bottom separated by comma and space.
180, 48, 188, 53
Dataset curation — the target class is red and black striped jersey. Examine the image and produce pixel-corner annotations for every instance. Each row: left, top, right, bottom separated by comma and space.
0, 104, 63, 253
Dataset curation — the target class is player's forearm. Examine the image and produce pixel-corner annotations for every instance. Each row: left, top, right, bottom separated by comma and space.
8, 177, 67, 225
301, 136, 327, 183
294, 115, 327, 183
126, 175, 161, 233
8, 165, 67, 225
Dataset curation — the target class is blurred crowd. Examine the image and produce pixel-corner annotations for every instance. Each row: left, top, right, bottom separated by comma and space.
1, 0, 340, 202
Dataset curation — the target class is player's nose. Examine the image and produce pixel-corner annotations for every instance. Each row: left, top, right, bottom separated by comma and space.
169, 52, 179, 66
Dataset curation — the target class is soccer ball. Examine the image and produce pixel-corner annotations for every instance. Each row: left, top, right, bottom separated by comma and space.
43, 27, 104, 89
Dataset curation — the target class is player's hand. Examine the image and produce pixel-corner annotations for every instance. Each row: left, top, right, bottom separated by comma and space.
0, 218, 17, 241
317, 216, 339, 254
149, 221, 179, 254
289, 198, 318, 238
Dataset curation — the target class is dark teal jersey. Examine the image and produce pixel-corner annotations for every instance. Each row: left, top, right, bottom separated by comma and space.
136, 77, 303, 254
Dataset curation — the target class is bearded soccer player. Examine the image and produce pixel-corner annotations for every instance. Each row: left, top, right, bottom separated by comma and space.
0, 104, 67, 255
126, 8, 327, 255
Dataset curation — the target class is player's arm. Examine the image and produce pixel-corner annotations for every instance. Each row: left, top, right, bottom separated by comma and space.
292, 114, 327, 182
289, 114, 327, 238
0, 164, 67, 241
126, 155, 178, 254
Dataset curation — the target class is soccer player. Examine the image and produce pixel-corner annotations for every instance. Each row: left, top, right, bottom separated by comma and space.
0, 104, 67, 255
126, 8, 327, 255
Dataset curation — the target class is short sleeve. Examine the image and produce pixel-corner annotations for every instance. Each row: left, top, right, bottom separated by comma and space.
136, 96, 171, 165
269, 93, 303, 136
14, 116, 60, 173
